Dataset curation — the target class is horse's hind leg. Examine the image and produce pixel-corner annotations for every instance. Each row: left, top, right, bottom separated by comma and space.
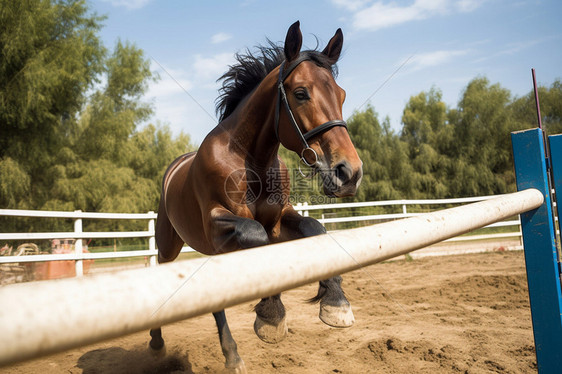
154, 197, 185, 263
149, 327, 165, 356
214, 310, 247, 373
149, 199, 185, 356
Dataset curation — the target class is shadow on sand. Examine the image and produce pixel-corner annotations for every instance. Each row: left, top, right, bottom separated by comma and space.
77, 346, 194, 374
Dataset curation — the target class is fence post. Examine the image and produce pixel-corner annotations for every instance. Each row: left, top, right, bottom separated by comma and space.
74, 211, 84, 277
303, 202, 309, 217
511, 128, 562, 373
148, 212, 157, 267
296, 202, 303, 216
402, 203, 407, 215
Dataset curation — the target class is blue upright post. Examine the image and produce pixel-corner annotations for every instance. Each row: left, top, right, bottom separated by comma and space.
511, 128, 562, 373
549, 134, 562, 238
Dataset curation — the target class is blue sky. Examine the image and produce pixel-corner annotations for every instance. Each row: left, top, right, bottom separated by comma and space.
91, 0, 562, 144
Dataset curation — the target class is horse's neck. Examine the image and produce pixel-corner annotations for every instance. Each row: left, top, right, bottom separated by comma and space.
227, 80, 280, 171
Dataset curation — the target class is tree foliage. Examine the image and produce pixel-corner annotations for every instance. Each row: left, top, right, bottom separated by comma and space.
0, 1, 195, 237
0, 0, 105, 194
345, 77, 562, 203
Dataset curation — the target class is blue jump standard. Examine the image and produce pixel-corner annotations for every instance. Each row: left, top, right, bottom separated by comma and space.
511, 128, 562, 374
549, 134, 562, 237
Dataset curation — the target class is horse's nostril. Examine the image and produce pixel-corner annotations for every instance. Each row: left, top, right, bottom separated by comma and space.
335, 161, 353, 184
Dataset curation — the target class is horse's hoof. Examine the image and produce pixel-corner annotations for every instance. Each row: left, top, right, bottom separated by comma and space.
224, 358, 247, 374
254, 315, 288, 343
319, 302, 355, 327
148, 342, 167, 359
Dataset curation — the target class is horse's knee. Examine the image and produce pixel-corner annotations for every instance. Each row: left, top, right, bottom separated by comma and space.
211, 214, 269, 252
299, 217, 326, 237
235, 219, 269, 249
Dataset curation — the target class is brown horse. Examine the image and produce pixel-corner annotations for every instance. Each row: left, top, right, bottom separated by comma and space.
149, 21, 363, 373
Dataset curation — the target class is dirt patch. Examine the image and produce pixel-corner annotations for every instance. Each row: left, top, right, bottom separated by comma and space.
4, 251, 536, 373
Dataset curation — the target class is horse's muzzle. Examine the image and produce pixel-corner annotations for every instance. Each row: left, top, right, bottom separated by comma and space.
319, 161, 363, 197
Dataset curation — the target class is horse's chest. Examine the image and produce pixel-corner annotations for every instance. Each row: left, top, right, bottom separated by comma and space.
239, 199, 282, 233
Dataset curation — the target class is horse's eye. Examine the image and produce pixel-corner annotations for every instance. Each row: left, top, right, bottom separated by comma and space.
294, 88, 310, 101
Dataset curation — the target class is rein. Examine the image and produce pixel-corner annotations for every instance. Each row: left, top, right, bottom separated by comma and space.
273, 55, 348, 168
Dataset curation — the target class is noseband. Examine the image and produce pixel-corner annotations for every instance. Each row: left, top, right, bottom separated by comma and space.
274, 55, 348, 168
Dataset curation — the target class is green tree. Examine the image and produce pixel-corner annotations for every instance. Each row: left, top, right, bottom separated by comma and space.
0, 158, 30, 209
450, 77, 517, 196
400, 88, 450, 198
401, 87, 448, 151
510, 79, 562, 135
347, 106, 407, 201
77, 40, 153, 163
0, 0, 197, 240
0, 0, 105, 208
43, 41, 196, 214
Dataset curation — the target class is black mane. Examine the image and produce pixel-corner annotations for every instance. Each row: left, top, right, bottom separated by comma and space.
216, 42, 338, 122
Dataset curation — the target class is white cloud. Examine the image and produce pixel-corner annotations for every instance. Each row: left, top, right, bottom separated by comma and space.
409, 49, 469, 70
353, 0, 446, 31
149, 73, 193, 98
456, 0, 485, 12
496, 39, 542, 56
148, 60, 194, 97
347, 0, 485, 31
152, 94, 216, 140
193, 53, 235, 80
102, 0, 152, 10
143, 56, 234, 141
211, 32, 233, 44
332, 0, 370, 11
472, 38, 543, 64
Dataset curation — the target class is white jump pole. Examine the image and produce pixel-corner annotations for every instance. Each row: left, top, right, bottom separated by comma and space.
0, 189, 544, 367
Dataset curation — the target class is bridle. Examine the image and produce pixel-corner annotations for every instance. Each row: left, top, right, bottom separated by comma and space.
274, 55, 348, 168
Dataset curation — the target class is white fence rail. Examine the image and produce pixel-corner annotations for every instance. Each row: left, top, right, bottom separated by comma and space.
0, 194, 523, 277
0, 189, 544, 366
0, 210, 193, 273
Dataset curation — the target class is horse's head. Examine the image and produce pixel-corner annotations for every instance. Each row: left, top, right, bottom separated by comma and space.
276, 21, 363, 198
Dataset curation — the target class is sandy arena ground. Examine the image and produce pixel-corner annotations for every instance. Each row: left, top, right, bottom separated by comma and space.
4, 250, 536, 373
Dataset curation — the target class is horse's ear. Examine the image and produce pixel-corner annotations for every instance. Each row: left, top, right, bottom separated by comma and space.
284, 21, 302, 62
322, 28, 344, 63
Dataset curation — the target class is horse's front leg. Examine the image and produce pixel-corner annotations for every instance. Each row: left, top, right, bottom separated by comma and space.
280, 208, 355, 328
209, 207, 288, 344
253, 293, 288, 344
208, 208, 286, 369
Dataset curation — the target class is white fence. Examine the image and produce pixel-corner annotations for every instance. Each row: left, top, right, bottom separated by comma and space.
0, 194, 523, 278
0, 189, 544, 366
0, 210, 193, 276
